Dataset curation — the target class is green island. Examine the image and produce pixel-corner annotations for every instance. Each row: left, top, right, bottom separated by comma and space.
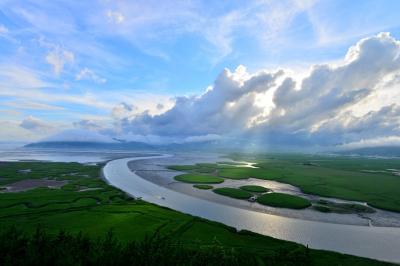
240, 185, 270, 193
174, 174, 224, 184
257, 193, 312, 209
0, 161, 389, 265
193, 184, 213, 190
213, 187, 253, 199
170, 154, 400, 213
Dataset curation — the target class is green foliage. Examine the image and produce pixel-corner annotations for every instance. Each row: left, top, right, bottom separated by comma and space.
257, 193, 311, 209
0, 161, 391, 265
0, 227, 252, 266
167, 165, 198, 171
174, 174, 224, 184
193, 184, 213, 190
213, 187, 253, 199
240, 185, 269, 193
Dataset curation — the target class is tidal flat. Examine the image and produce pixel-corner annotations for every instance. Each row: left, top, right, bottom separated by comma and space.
129, 153, 400, 227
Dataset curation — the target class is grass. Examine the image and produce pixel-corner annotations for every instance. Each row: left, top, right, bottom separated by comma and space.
167, 165, 198, 171
193, 184, 213, 190
0, 161, 392, 265
256, 193, 311, 209
313, 200, 375, 214
240, 185, 269, 193
213, 187, 253, 199
218, 153, 400, 212
174, 174, 224, 184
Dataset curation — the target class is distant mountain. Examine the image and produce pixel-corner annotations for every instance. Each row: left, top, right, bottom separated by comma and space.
42, 129, 116, 143
24, 129, 154, 150
25, 141, 154, 150
337, 146, 400, 157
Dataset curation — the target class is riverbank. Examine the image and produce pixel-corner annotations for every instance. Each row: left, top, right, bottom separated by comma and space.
128, 154, 400, 227
102, 154, 400, 263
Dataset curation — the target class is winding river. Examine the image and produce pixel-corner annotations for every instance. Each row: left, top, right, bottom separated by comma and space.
103, 155, 400, 263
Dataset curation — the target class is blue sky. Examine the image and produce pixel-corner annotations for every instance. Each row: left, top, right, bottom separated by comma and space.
1, 0, 400, 148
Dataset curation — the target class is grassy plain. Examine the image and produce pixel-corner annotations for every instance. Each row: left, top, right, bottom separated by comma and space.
240, 185, 270, 193
0, 161, 392, 265
171, 154, 400, 212
193, 184, 213, 190
256, 193, 311, 209
213, 187, 253, 199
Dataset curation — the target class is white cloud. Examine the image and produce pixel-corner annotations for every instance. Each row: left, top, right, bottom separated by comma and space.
45, 47, 74, 75
4, 101, 65, 111
0, 66, 48, 90
107, 10, 125, 24
112, 33, 400, 148
76, 67, 107, 84
117, 65, 283, 137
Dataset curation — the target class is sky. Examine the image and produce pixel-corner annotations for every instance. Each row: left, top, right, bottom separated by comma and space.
1, 0, 400, 149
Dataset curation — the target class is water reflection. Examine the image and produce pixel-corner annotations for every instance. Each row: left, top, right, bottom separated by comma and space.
103, 156, 400, 264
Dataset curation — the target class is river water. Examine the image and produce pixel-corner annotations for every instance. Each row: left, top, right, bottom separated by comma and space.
103, 155, 400, 263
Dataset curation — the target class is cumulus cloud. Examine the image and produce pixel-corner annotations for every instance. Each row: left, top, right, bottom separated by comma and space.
45, 47, 74, 75
110, 33, 400, 148
76, 67, 106, 83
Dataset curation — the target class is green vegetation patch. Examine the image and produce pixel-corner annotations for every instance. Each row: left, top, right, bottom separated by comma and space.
174, 174, 224, 184
213, 187, 252, 199
0, 161, 389, 265
221, 153, 400, 213
167, 165, 198, 171
193, 184, 213, 190
257, 193, 311, 209
313, 200, 375, 214
240, 185, 269, 193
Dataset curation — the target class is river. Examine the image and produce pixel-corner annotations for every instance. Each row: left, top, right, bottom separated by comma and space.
103, 155, 400, 263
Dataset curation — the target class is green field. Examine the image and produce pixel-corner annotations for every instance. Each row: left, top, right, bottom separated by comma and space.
256, 193, 312, 209
174, 174, 224, 184
171, 154, 400, 212
0, 161, 392, 265
240, 185, 270, 193
213, 187, 253, 199
193, 184, 213, 190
